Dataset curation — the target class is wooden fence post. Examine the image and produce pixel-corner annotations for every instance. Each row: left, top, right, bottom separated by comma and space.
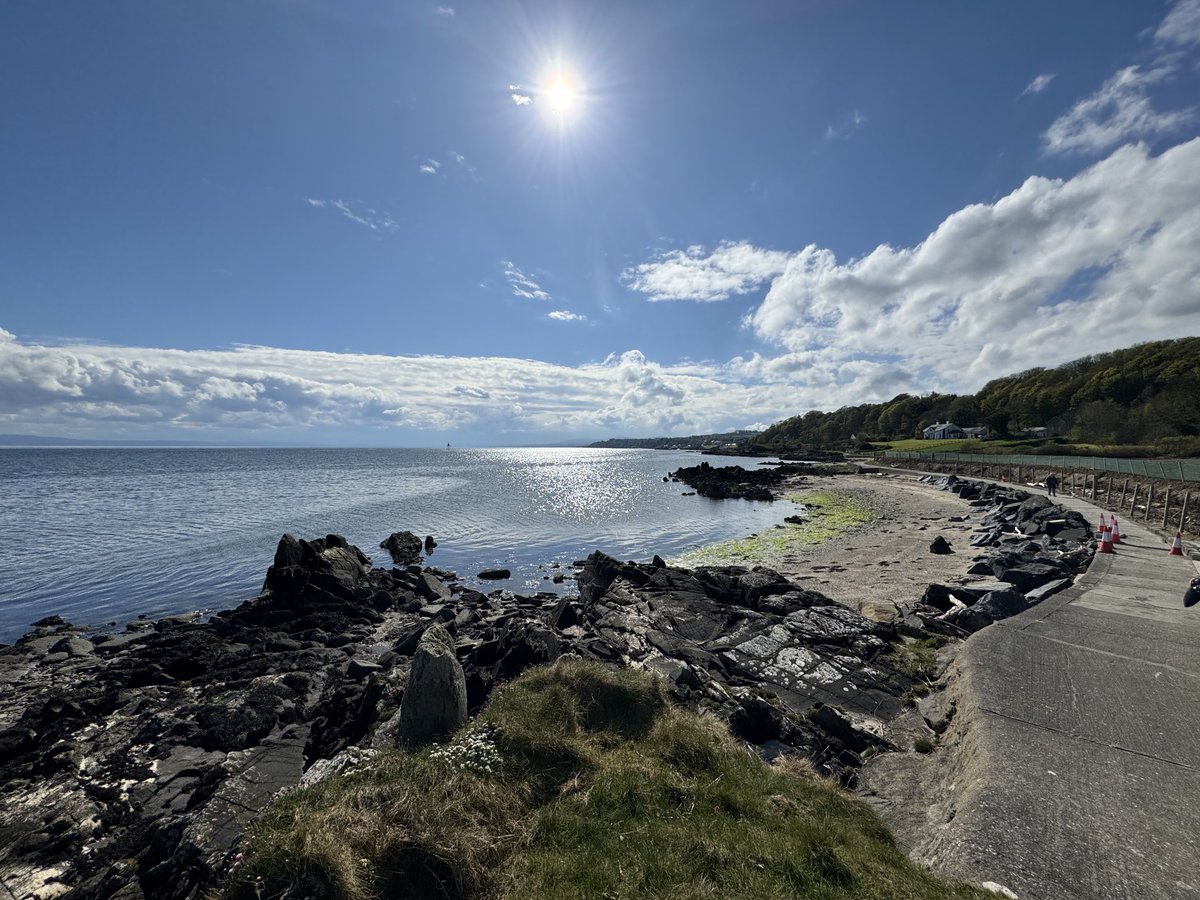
1145, 484, 1155, 521
1182, 492, 1191, 534
1105, 476, 1112, 507
1119, 478, 1128, 510
1130, 484, 1140, 516
1162, 488, 1172, 528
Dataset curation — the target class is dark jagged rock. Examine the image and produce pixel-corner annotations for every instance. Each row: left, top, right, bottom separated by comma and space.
910, 476, 1096, 635
477, 568, 511, 580
380, 531, 423, 566
668, 461, 811, 502
929, 536, 953, 554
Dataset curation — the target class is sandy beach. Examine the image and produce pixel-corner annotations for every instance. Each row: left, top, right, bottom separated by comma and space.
674, 469, 985, 617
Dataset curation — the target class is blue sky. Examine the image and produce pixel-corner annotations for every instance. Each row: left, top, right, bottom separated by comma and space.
2, 0, 1200, 445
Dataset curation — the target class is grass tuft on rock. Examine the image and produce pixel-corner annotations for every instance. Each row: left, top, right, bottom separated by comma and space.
222, 659, 993, 900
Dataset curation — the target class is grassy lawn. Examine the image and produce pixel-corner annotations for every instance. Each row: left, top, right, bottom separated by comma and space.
223, 661, 993, 900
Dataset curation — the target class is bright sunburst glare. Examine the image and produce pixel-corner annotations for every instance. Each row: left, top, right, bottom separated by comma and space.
546, 76, 578, 115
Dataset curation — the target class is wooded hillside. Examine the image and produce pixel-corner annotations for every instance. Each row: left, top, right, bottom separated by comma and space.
755, 338, 1200, 451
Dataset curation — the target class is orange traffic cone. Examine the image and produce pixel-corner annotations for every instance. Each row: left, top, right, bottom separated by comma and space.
1098, 514, 1106, 536
1169, 531, 1184, 556
1098, 523, 1114, 554
1110, 514, 1121, 544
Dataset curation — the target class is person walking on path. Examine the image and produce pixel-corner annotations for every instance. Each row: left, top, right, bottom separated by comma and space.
1044, 473, 1058, 497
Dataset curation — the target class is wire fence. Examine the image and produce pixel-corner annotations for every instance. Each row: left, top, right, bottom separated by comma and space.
881, 451, 1200, 483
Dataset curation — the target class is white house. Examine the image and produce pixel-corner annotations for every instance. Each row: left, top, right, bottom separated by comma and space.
922, 422, 967, 440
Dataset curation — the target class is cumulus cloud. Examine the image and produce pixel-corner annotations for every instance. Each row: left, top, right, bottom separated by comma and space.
548, 310, 586, 322
502, 260, 551, 300
745, 139, 1200, 393
418, 159, 440, 175
1022, 73, 1055, 95
622, 241, 791, 302
511, 93, 532, 106
0, 331, 813, 440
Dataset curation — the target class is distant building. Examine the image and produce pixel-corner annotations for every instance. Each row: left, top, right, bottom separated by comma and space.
922, 422, 967, 440
961, 426, 991, 440
1045, 416, 1068, 438
1021, 426, 1049, 439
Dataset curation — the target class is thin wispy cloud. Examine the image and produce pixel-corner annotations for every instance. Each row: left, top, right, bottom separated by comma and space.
434, 6, 455, 17
548, 310, 586, 322
1155, 0, 1200, 47
304, 198, 398, 232
1022, 73, 1055, 95
502, 261, 550, 300
1044, 0, 1198, 155
511, 93, 532, 106
1044, 65, 1193, 154
418, 159, 440, 175
824, 110, 867, 140
622, 241, 790, 302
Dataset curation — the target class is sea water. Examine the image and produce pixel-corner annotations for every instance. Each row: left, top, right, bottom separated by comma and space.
0, 447, 793, 641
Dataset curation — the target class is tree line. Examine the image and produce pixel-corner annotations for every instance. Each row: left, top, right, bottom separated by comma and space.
754, 338, 1200, 453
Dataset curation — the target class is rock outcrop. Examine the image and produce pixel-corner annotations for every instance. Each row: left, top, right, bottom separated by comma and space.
395, 624, 467, 749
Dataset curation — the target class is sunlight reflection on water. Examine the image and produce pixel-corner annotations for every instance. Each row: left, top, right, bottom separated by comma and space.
0, 447, 789, 639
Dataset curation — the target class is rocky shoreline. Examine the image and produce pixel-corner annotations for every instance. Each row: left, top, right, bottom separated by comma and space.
0, 470, 1097, 900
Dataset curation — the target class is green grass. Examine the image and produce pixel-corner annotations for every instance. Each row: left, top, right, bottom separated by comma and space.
871, 438, 1037, 453
671, 489, 879, 569
222, 660, 993, 900
887, 637, 946, 682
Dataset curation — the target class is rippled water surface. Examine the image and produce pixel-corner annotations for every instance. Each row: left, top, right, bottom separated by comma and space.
0, 447, 789, 640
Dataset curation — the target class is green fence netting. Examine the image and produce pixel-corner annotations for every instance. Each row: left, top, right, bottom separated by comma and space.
880, 451, 1200, 483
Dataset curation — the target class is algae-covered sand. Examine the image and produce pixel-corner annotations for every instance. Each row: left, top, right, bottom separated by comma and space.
672, 488, 879, 569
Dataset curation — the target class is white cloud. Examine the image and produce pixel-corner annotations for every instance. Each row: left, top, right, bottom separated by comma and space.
622, 241, 791, 302
434, 6, 455, 17
1022, 73, 1055, 95
305, 198, 398, 232
418, 159, 440, 175
1156, 0, 1200, 47
548, 310, 586, 322
1045, 1, 1200, 155
825, 110, 867, 140
0, 331, 808, 440
1043, 66, 1193, 155
511, 93, 532, 106
745, 139, 1200, 395
502, 261, 551, 300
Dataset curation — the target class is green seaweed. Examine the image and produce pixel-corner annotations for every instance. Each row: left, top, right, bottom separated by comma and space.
672, 489, 879, 569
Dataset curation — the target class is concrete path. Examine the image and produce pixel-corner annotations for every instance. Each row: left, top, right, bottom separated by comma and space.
940, 487, 1200, 900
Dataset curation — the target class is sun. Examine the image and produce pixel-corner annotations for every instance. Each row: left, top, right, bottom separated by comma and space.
544, 74, 579, 117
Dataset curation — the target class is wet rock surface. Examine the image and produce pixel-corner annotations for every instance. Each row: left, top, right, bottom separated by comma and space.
668, 461, 808, 501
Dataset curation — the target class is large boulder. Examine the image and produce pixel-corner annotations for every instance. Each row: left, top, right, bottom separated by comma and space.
380, 531, 423, 566
262, 534, 370, 601
396, 624, 467, 748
